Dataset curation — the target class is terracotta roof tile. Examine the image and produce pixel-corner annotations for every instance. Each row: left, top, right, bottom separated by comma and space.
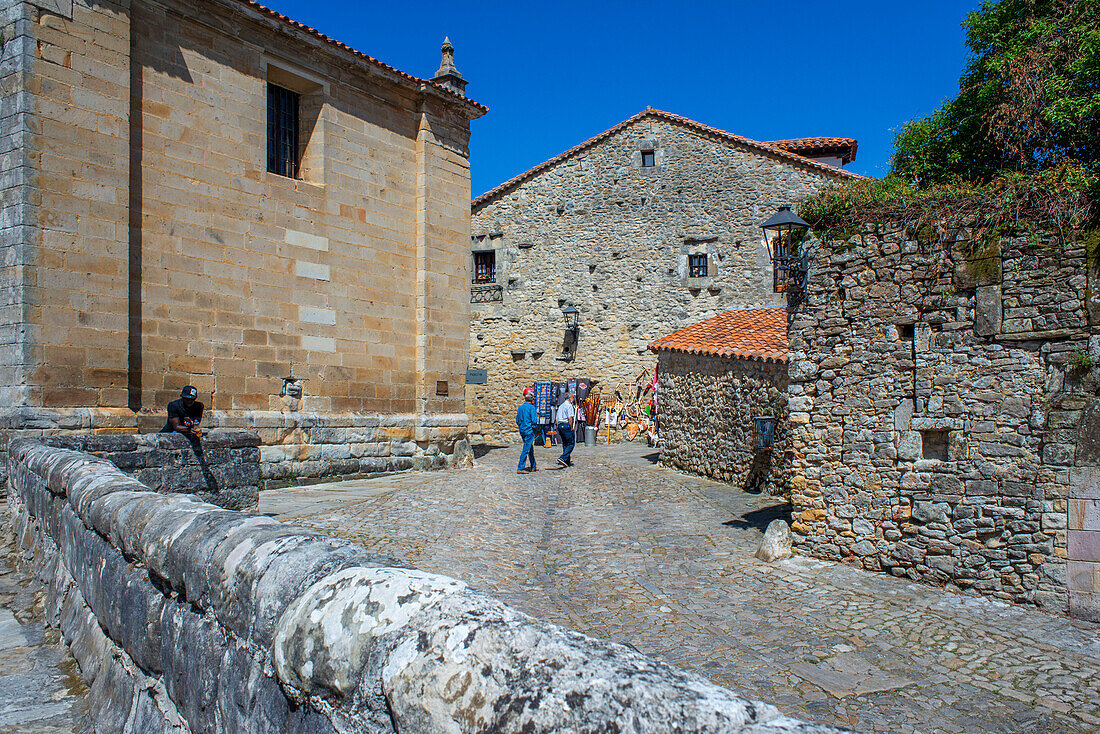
233, 0, 487, 114
649, 308, 789, 364
473, 108, 861, 209
766, 137, 858, 164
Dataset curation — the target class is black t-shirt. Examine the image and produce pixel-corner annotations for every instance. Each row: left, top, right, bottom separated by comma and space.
161, 399, 204, 433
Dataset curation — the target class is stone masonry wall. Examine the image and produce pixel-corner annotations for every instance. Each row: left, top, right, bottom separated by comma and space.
0, 407, 470, 490
41, 430, 259, 509
7, 438, 851, 734
0, 0, 482, 483
656, 350, 789, 495
468, 113, 849, 442
787, 223, 1100, 618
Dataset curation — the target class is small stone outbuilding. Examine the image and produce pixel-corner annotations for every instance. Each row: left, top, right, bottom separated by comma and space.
651, 307, 789, 494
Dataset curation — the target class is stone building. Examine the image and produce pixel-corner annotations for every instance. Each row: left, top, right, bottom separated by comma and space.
467, 109, 857, 441
786, 223, 1100, 620
0, 0, 486, 484
651, 307, 789, 494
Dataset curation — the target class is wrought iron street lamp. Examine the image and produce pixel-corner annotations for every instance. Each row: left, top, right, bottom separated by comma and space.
760, 205, 811, 299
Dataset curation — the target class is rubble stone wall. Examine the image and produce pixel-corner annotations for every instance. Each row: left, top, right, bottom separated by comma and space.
468, 115, 848, 442
656, 350, 789, 495
8, 438, 851, 734
788, 223, 1100, 618
40, 430, 259, 509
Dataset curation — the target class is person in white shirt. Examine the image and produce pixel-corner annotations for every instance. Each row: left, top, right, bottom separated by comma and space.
555, 393, 577, 468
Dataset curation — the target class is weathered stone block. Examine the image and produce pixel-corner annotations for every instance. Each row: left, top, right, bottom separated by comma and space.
974, 285, 1002, 336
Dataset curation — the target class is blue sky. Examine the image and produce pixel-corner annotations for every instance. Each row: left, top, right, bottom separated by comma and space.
261, 0, 980, 195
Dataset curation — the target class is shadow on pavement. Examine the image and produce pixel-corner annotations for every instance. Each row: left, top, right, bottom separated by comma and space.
473, 444, 509, 459
641, 452, 660, 465
724, 503, 792, 532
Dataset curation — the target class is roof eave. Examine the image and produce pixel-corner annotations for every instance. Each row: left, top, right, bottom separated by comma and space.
229, 0, 488, 116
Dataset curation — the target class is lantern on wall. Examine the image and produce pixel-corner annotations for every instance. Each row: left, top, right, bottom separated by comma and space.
760, 205, 810, 298
561, 305, 580, 361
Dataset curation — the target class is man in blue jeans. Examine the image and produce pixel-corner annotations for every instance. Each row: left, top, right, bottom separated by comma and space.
516, 388, 539, 474
555, 393, 577, 468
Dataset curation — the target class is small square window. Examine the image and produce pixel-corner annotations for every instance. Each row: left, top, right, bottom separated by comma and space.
473, 250, 496, 283
641, 150, 655, 167
898, 324, 915, 340
920, 430, 949, 461
267, 83, 300, 178
688, 253, 708, 278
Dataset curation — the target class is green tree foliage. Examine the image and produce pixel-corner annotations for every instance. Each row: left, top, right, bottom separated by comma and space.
891, 0, 1100, 188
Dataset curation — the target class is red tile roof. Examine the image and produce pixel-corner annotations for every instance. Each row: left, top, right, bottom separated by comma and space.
233, 0, 486, 115
766, 137, 858, 164
473, 108, 861, 209
649, 308, 789, 364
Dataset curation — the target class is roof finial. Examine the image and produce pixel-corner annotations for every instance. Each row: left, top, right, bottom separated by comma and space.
433, 36, 467, 95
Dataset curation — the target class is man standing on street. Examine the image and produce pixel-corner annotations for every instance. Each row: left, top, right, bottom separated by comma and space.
556, 393, 577, 468
516, 387, 538, 474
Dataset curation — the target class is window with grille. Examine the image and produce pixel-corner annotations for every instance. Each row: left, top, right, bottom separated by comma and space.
688, 253, 708, 278
753, 416, 777, 452
641, 150, 655, 167
267, 83, 300, 178
473, 251, 496, 283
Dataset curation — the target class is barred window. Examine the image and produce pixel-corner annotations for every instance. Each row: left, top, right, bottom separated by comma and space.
267, 83, 300, 178
753, 416, 777, 452
688, 253, 708, 278
473, 251, 496, 283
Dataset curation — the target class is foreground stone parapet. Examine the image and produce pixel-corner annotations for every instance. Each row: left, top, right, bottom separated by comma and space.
8, 438, 854, 733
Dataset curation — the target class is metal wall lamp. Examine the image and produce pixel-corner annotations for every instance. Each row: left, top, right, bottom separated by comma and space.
561, 305, 579, 361
760, 205, 811, 303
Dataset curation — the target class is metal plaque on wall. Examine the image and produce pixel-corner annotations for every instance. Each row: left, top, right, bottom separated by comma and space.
465, 368, 488, 384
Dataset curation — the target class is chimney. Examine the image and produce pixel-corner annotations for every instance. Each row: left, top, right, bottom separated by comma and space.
432, 37, 467, 95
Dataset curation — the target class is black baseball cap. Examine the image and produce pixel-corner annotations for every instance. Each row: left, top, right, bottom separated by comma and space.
181, 386, 198, 399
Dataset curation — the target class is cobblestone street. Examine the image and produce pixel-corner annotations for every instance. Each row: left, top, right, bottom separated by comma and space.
0, 515, 87, 733
264, 443, 1100, 734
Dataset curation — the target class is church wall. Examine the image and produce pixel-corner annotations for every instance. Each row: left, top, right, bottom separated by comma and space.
0, 0, 480, 485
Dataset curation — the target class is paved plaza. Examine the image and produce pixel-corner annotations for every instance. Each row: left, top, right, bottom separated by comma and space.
264, 443, 1100, 734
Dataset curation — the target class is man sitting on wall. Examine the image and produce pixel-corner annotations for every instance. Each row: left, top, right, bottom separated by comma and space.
161, 386, 204, 438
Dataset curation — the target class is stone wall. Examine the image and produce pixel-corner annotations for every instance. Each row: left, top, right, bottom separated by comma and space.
7, 438, 852, 734
656, 350, 789, 494
41, 430, 259, 509
468, 111, 852, 442
0, 407, 470, 489
0, 0, 482, 481
787, 222, 1100, 618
